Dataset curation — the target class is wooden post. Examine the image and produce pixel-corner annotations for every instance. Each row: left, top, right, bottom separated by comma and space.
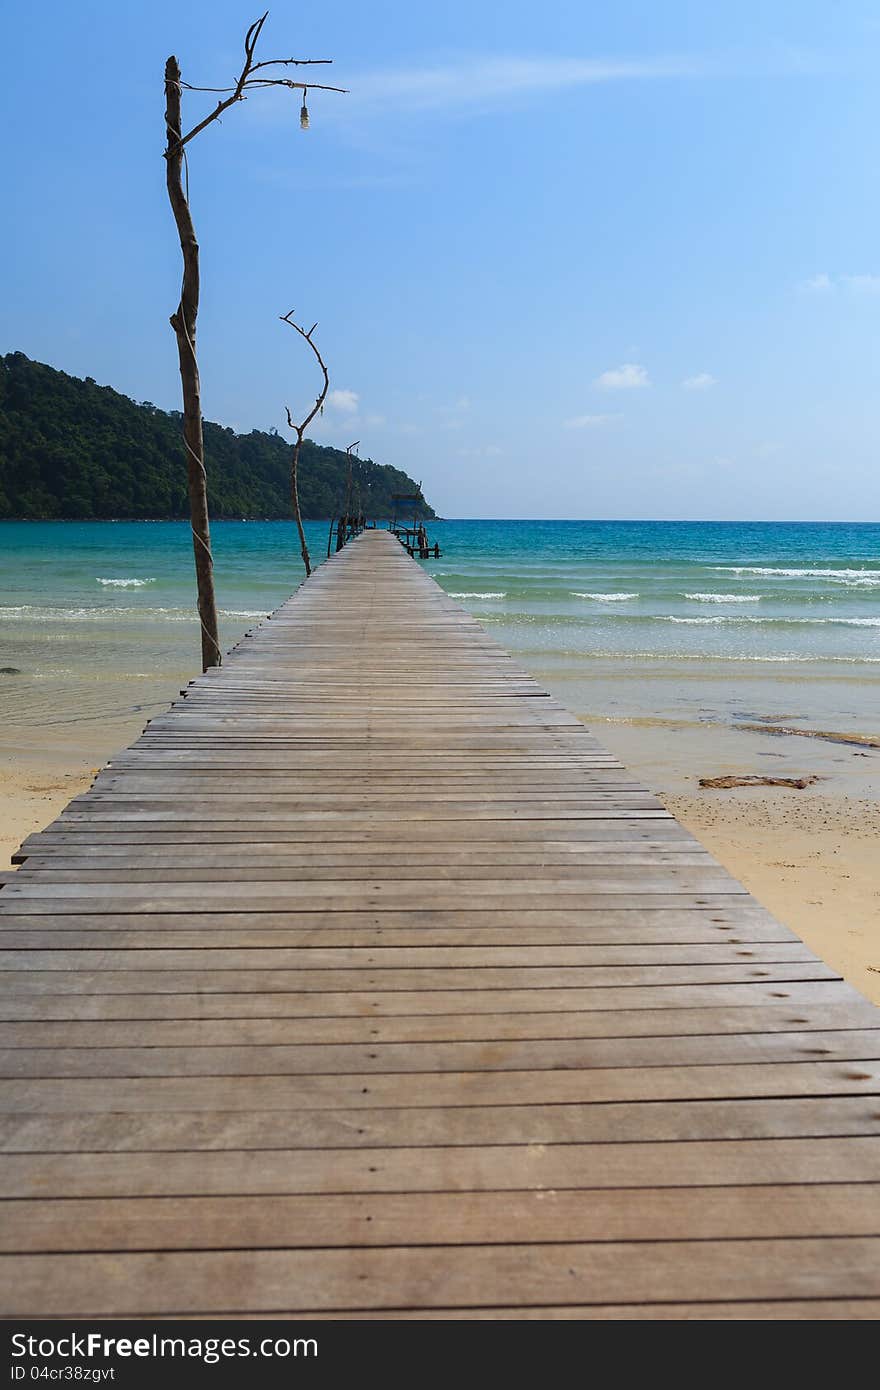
344, 441, 359, 527
280, 312, 329, 578
164, 56, 221, 671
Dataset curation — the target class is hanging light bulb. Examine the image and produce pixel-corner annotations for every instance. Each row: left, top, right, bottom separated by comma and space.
300, 89, 310, 130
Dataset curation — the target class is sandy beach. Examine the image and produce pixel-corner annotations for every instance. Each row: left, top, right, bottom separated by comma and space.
0, 704, 147, 873
594, 716, 880, 1006
2, 693, 878, 1007
670, 791, 880, 1006
1, 762, 94, 873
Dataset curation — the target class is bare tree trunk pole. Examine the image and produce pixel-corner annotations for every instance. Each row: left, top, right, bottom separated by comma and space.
164, 56, 221, 671
291, 441, 312, 576
281, 311, 329, 580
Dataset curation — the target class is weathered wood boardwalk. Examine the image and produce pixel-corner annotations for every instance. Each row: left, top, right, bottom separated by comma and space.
2, 528, 880, 1318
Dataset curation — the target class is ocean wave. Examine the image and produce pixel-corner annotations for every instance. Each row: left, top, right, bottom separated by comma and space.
684, 592, 761, 603
530, 645, 880, 664
571, 592, 639, 601
536, 648, 880, 665
448, 591, 507, 599
666, 614, 880, 626
0, 604, 270, 623
714, 566, 880, 580
1, 605, 193, 622
96, 577, 156, 587
667, 616, 744, 625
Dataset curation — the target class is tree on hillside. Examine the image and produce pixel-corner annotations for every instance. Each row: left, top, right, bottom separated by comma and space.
0, 353, 436, 521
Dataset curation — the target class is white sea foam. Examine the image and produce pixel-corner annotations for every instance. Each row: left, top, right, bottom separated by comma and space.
0, 604, 271, 623
96, 577, 156, 587
1, 605, 191, 622
666, 614, 880, 626
684, 592, 761, 603
571, 592, 639, 601
561, 649, 880, 664
714, 566, 880, 580
448, 591, 507, 599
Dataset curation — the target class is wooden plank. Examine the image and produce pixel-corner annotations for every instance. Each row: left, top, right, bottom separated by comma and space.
3, 1096, 878, 1154
4, 1239, 880, 1316
6, 1028, 879, 1080
0, 964, 840, 994
240, 1301, 880, 1320
0, 979, 858, 1020
4, 1184, 878, 1253
4, 1137, 880, 1199
0, 920, 801, 947
2, 1001, 876, 1048
0, 943, 819, 970
2, 1058, 878, 1113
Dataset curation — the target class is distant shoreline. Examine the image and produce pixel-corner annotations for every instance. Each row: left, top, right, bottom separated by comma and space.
2, 516, 879, 526
0, 515, 349, 524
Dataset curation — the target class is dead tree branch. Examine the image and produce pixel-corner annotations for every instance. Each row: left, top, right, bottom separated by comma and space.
280, 309, 331, 578
166, 11, 347, 156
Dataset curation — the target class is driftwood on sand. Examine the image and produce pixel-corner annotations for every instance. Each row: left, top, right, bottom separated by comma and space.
699, 774, 821, 790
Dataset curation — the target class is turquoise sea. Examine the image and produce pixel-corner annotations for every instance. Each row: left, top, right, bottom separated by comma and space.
1, 519, 879, 761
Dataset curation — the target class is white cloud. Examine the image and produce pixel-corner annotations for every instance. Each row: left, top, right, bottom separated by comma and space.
842, 274, 880, 294
798, 272, 880, 294
799, 272, 833, 293
435, 395, 472, 430
594, 363, 649, 390
326, 388, 359, 413
563, 413, 619, 429
365, 412, 386, 427
682, 372, 717, 390
345, 55, 703, 115
435, 395, 471, 415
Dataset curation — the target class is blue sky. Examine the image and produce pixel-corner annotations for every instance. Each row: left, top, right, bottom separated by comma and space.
3, 0, 880, 519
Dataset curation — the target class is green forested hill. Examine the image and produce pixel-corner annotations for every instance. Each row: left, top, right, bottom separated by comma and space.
0, 352, 434, 521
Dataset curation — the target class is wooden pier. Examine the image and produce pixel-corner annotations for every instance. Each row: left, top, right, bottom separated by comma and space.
1, 528, 879, 1318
